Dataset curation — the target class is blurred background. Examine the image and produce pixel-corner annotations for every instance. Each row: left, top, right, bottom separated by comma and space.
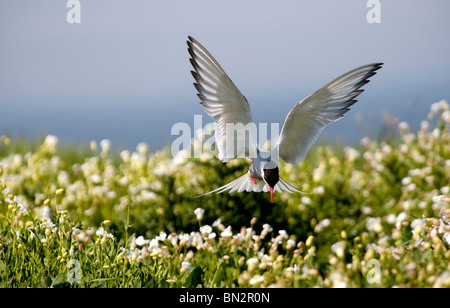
1, 0, 449, 151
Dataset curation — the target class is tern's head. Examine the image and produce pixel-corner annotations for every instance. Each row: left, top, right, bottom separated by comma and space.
262, 161, 279, 203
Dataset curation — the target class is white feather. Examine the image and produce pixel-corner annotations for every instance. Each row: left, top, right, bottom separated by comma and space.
277, 63, 383, 166
188, 36, 257, 162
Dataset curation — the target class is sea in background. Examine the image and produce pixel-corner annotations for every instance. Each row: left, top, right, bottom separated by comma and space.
1, 1, 449, 152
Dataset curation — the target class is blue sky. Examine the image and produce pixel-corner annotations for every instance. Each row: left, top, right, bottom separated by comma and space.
1, 1, 449, 150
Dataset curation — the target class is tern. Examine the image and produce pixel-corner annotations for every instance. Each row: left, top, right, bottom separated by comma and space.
187, 36, 382, 202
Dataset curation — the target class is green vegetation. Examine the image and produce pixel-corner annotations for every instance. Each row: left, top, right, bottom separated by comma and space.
0, 100, 449, 287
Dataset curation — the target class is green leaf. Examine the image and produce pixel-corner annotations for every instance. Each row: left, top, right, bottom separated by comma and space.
184, 266, 203, 288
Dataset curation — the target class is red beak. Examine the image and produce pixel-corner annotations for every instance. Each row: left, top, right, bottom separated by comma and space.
269, 186, 274, 203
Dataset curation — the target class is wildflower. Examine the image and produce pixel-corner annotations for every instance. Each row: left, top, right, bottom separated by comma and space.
398, 121, 409, 134
181, 261, 192, 273
313, 185, 325, 194
173, 149, 188, 166
301, 196, 312, 205
430, 99, 448, 115
344, 146, 360, 162
136, 142, 149, 156
96, 227, 114, 238
401, 177, 412, 186
249, 275, 264, 285
220, 226, 233, 238
331, 241, 346, 258
395, 212, 408, 229
100, 139, 111, 155
194, 208, 205, 221
246, 258, 259, 272
262, 224, 273, 232
287, 239, 296, 250
314, 218, 330, 233
89, 174, 101, 184
433, 271, 450, 288
442, 110, 450, 123
156, 231, 167, 241
278, 230, 289, 239
148, 238, 159, 250
294, 264, 300, 275
120, 150, 130, 163
43, 135, 58, 153
366, 217, 383, 233
432, 195, 448, 204
199, 225, 212, 236
135, 235, 149, 246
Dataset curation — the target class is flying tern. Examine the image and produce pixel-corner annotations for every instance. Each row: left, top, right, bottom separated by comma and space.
187, 36, 382, 202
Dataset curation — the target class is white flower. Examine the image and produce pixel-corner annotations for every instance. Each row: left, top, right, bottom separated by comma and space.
313, 186, 325, 194
301, 196, 312, 205
135, 235, 149, 246
173, 149, 189, 166
433, 271, 450, 288
398, 121, 409, 133
278, 230, 288, 239
156, 231, 167, 241
249, 275, 264, 285
194, 208, 205, 221
395, 212, 408, 229
287, 239, 296, 249
386, 214, 396, 224
432, 195, 445, 204
430, 99, 448, 115
345, 147, 360, 161
262, 224, 272, 232
136, 142, 149, 156
444, 233, 450, 246
96, 226, 114, 238
41, 206, 52, 221
442, 110, 450, 124
401, 177, 412, 186
314, 218, 331, 233
149, 238, 159, 250
366, 217, 383, 233
181, 261, 192, 272
89, 174, 101, 184
220, 226, 233, 238
120, 150, 131, 163
331, 241, 346, 258
44, 135, 58, 148
199, 225, 213, 238
294, 264, 300, 275
100, 139, 111, 155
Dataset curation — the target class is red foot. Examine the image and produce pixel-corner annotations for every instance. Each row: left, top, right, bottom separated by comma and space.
252, 178, 256, 184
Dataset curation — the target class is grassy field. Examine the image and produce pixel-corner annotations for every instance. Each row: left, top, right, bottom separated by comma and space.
0, 100, 449, 288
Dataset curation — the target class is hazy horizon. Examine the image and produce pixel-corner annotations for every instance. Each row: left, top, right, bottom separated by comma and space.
1, 1, 449, 151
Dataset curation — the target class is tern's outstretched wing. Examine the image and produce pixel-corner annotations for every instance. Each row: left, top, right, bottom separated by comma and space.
188, 36, 257, 162
277, 63, 383, 166
196, 172, 305, 197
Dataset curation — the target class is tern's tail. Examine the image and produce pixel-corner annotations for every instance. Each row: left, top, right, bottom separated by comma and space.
196, 172, 307, 198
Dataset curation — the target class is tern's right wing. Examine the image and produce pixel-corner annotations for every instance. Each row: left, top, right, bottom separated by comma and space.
277, 63, 383, 166
188, 36, 257, 162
